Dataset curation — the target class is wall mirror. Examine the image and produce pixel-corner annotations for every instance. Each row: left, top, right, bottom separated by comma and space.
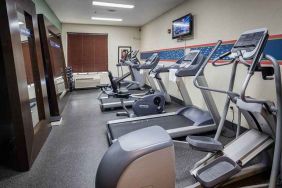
49, 32, 67, 98
17, 10, 40, 127
38, 14, 69, 119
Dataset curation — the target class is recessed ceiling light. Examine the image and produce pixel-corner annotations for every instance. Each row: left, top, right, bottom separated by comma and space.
92, 1, 135, 9
18, 21, 24, 25
91, 17, 123, 22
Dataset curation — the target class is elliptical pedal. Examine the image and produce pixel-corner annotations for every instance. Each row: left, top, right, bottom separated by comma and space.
195, 156, 241, 188
186, 136, 224, 152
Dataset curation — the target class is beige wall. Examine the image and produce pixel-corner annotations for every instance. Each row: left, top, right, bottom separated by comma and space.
61, 23, 141, 75
141, 0, 282, 126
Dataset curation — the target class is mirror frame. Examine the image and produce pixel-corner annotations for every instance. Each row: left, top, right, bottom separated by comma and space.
0, 0, 51, 171
38, 14, 69, 120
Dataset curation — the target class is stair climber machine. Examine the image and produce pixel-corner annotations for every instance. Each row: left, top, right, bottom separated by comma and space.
115, 50, 145, 90
186, 28, 282, 188
125, 50, 146, 90
106, 50, 221, 144
97, 53, 162, 111
95, 28, 282, 188
116, 49, 134, 82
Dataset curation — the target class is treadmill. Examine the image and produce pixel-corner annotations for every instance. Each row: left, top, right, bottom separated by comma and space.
107, 50, 221, 144
144, 62, 174, 103
98, 53, 160, 111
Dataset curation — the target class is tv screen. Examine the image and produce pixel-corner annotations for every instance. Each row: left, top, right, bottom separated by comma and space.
172, 14, 193, 39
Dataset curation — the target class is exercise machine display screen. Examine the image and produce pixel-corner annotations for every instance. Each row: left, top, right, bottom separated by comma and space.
231, 28, 268, 59
234, 32, 264, 50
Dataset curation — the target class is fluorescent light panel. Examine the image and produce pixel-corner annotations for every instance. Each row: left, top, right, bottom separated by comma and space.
91, 17, 122, 21
92, 1, 134, 9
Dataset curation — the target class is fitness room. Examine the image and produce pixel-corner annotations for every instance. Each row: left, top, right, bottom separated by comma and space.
0, 0, 282, 187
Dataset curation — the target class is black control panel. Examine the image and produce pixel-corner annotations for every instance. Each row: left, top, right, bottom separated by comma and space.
183, 51, 200, 62
233, 31, 265, 52
231, 28, 268, 59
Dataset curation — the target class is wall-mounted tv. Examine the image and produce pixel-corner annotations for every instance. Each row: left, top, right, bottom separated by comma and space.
172, 14, 193, 39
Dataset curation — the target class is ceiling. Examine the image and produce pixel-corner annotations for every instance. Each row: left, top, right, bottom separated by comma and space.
45, 0, 185, 27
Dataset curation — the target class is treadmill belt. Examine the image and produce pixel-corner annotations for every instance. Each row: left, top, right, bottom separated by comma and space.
109, 115, 194, 140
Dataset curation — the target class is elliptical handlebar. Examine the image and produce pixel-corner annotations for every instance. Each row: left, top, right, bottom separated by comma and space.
193, 30, 271, 105
265, 54, 282, 188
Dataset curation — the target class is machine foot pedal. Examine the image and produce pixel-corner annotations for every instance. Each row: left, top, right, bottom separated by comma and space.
196, 156, 241, 188
187, 136, 223, 152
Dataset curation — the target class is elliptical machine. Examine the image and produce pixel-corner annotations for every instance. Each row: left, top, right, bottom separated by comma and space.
186, 28, 282, 188
117, 50, 146, 90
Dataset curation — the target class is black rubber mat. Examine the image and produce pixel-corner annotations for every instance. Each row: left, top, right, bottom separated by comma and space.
108, 115, 194, 140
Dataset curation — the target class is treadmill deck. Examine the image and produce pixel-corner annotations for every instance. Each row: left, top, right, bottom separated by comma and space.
108, 115, 194, 141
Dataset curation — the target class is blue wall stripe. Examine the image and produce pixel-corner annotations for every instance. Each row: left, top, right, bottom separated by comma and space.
141, 38, 282, 61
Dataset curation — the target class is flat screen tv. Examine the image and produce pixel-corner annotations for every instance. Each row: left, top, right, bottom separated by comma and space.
172, 14, 193, 39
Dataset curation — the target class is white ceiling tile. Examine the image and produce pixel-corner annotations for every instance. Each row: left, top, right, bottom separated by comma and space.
45, 0, 185, 26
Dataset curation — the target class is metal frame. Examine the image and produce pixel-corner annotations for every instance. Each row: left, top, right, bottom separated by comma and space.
155, 77, 171, 103
197, 75, 220, 125
175, 77, 193, 106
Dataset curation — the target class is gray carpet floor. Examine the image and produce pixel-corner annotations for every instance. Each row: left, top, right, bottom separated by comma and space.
0, 89, 266, 188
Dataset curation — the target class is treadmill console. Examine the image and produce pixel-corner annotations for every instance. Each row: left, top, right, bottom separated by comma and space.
179, 50, 201, 68
144, 53, 158, 65
231, 28, 268, 59
139, 53, 160, 70
175, 50, 207, 77
150, 50, 201, 78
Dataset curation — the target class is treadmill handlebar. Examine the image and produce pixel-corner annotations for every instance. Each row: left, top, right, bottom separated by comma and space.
212, 51, 232, 67
193, 40, 227, 94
